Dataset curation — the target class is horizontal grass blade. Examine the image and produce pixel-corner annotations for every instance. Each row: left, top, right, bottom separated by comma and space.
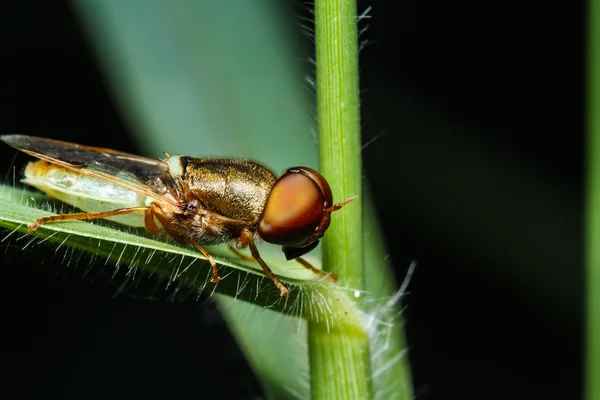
0, 184, 361, 318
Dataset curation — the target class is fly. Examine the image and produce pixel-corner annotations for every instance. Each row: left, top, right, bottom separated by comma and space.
1, 135, 356, 296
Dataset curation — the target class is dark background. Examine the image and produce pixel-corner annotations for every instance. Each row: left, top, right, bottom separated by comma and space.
0, 1, 581, 399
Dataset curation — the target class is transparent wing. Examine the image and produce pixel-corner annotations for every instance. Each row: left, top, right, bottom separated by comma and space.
2, 135, 182, 207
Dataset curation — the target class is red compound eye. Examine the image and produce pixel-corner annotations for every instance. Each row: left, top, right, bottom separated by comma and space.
258, 167, 333, 250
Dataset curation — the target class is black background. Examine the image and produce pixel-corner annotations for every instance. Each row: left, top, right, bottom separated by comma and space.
0, 1, 581, 399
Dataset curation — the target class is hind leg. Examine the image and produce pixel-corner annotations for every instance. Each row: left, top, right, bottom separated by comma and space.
28, 207, 149, 232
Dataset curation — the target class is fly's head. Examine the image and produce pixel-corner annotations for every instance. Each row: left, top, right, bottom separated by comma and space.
257, 167, 356, 260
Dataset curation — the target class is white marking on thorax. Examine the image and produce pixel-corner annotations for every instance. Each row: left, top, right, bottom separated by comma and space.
167, 156, 184, 178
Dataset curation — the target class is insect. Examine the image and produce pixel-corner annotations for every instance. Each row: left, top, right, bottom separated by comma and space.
2, 135, 356, 296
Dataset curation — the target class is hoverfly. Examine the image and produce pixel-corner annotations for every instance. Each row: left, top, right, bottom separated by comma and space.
2, 135, 356, 296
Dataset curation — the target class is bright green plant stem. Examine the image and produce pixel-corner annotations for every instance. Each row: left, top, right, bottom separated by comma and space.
587, 1, 600, 398
316, 0, 363, 291
310, 0, 371, 399
309, 326, 371, 398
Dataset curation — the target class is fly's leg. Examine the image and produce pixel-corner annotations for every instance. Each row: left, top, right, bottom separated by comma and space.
143, 208, 162, 236
230, 244, 335, 284
149, 203, 221, 283
28, 207, 149, 232
295, 257, 338, 282
238, 229, 288, 296
188, 241, 220, 283
228, 245, 255, 262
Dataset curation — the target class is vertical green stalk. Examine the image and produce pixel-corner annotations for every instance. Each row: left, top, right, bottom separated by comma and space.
315, 0, 363, 291
309, 0, 371, 399
587, 1, 600, 398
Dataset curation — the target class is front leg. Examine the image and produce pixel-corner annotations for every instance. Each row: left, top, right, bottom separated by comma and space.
237, 229, 288, 296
